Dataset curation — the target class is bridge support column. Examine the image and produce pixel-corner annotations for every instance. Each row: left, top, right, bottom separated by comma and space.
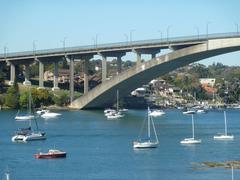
23, 64, 31, 86
151, 53, 156, 59
136, 51, 141, 67
101, 55, 107, 82
38, 61, 44, 89
8, 63, 15, 86
52, 61, 60, 91
69, 57, 74, 104
84, 59, 89, 94
117, 55, 122, 74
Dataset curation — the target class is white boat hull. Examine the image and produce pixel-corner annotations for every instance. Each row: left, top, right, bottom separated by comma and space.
133, 141, 158, 148
41, 112, 61, 118
180, 138, 201, 144
12, 135, 26, 142
182, 111, 195, 115
23, 133, 46, 141
213, 135, 234, 140
15, 115, 34, 120
149, 110, 165, 117
12, 133, 46, 142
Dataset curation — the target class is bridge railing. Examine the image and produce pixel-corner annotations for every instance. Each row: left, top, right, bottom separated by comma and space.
1, 32, 240, 59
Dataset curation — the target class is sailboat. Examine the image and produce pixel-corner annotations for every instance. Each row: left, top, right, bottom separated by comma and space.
133, 107, 159, 148
12, 88, 46, 142
180, 114, 201, 144
15, 88, 34, 120
106, 90, 124, 119
213, 111, 234, 140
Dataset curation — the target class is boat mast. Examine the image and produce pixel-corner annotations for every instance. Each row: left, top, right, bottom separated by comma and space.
28, 87, 32, 115
148, 107, 151, 139
192, 114, 195, 139
151, 115, 159, 143
224, 111, 227, 136
232, 165, 234, 180
116, 89, 119, 112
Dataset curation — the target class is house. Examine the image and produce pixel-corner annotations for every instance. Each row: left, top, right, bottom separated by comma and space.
199, 78, 216, 87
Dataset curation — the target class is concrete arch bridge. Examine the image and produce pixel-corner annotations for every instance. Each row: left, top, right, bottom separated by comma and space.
71, 36, 240, 109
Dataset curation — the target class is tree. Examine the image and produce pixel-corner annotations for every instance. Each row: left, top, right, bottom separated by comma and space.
19, 91, 28, 108
4, 83, 20, 109
52, 92, 69, 106
0, 71, 5, 93
31, 88, 53, 107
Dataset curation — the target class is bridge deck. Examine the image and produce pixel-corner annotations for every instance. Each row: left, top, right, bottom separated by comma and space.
1, 32, 240, 61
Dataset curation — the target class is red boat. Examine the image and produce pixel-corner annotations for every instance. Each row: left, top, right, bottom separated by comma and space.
34, 149, 67, 159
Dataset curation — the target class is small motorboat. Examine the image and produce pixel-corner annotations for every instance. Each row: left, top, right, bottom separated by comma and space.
182, 110, 195, 115
196, 109, 207, 114
34, 149, 67, 159
41, 110, 61, 118
36, 109, 48, 115
149, 109, 165, 117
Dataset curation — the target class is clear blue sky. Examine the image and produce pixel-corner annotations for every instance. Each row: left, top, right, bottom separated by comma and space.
1, 0, 240, 65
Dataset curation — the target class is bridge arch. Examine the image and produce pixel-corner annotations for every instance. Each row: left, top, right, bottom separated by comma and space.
70, 37, 240, 109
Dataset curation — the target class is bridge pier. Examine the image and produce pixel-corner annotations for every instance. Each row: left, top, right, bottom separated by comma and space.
84, 59, 89, 94
151, 53, 156, 59
99, 52, 126, 77
133, 48, 160, 68
98, 53, 107, 82
8, 62, 15, 86
117, 55, 122, 74
69, 57, 74, 104
52, 61, 60, 91
38, 60, 45, 89
23, 64, 31, 86
133, 50, 142, 67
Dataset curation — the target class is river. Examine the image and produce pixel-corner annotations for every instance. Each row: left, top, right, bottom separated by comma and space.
0, 109, 239, 179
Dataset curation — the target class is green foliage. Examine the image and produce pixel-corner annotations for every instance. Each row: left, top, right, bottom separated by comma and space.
31, 88, 53, 107
52, 92, 69, 106
0, 71, 4, 93
0, 95, 5, 106
19, 91, 28, 108
4, 82, 20, 109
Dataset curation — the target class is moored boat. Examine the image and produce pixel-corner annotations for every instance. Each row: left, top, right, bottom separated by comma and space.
149, 109, 165, 117
41, 110, 61, 118
182, 109, 195, 115
34, 149, 67, 159
133, 107, 159, 149
213, 111, 234, 140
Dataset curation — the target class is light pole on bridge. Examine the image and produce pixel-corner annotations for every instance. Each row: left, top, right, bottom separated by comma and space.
3, 45, 8, 60
206, 21, 211, 39
61, 37, 67, 54
130, 29, 135, 45
158, 30, 163, 42
32, 40, 37, 57
124, 33, 128, 45
195, 27, 200, 40
167, 25, 172, 43
235, 23, 239, 34
95, 33, 101, 49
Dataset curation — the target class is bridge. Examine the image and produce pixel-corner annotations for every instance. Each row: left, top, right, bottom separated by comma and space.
1, 32, 240, 109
